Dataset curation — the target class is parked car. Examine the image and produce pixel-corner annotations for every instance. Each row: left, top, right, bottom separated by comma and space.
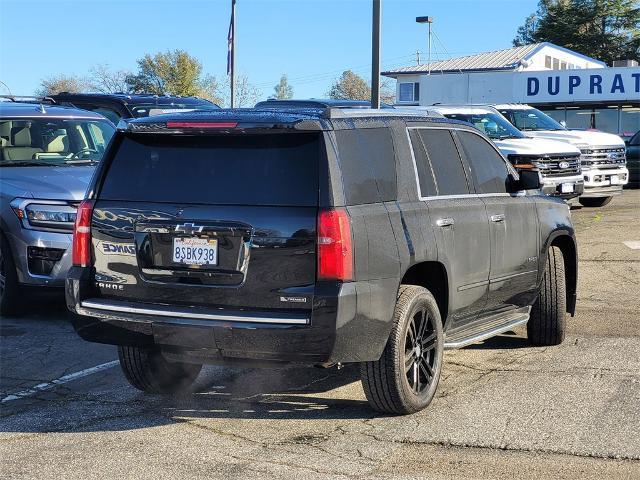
429, 105, 583, 199
66, 106, 577, 415
495, 104, 628, 207
50, 93, 220, 125
625, 130, 639, 189
0, 101, 115, 314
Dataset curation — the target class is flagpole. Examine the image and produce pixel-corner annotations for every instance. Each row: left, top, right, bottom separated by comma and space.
230, 0, 236, 108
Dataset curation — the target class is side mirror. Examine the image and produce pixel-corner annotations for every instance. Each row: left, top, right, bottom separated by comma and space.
508, 170, 540, 192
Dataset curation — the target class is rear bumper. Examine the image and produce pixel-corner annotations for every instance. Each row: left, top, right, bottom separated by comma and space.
66, 267, 397, 365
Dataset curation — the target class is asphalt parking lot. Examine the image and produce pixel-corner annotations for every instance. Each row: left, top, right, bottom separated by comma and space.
1, 191, 639, 480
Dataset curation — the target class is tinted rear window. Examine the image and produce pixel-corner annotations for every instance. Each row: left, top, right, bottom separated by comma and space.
100, 133, 320, 206
335, 127, 397, 205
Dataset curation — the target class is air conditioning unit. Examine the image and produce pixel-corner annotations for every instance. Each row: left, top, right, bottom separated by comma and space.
612, 59, 639, 67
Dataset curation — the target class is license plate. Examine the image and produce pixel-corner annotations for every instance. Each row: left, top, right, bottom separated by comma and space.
610, 175, 620, 185
561, 183, 574, 193
172, 237, 218, 265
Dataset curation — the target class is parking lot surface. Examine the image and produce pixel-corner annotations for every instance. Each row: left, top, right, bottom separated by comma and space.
1, 191, 639, 479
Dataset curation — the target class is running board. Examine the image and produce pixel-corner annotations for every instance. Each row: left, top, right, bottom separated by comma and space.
443, 308, 530, 350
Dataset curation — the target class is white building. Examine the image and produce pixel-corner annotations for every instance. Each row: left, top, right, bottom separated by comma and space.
383, 42, 640, 139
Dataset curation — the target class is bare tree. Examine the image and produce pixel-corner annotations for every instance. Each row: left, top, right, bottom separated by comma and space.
35, 74, 89, 96
88, 64, 131, 93
219, 74, 262, 107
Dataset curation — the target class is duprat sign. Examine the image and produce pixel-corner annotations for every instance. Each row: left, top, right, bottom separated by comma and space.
517, 67, 640, 103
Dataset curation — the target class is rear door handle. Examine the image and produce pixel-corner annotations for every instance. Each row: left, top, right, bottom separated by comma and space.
490, 214, 505, 223
436, 218, 454, 227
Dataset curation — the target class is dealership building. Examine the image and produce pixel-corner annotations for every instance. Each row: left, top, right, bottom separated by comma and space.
384, 42, 639, 139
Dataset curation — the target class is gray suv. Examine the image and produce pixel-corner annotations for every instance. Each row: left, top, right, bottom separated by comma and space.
0, 101, 115, 314
67, 106, 577, 414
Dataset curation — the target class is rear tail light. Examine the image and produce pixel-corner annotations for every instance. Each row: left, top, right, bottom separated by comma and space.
317, 209, 353, 281
72, 200, 94, 267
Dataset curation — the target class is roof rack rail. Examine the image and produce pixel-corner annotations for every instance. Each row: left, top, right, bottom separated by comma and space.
0, 95, 57, 104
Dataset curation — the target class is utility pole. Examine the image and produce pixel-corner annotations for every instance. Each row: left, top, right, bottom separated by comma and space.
415, 50, 421, 65
371, 0, 381, 109
229, 0, 236, 107
416, 16, 434, 75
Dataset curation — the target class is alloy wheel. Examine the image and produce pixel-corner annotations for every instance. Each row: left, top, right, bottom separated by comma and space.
404, 306, 438, 394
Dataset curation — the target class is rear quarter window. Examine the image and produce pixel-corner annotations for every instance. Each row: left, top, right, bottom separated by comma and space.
335, 127, 397, 205
99, 133, 320, 206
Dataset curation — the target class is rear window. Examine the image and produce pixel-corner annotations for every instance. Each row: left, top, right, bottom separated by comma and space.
99, 133, 320, 206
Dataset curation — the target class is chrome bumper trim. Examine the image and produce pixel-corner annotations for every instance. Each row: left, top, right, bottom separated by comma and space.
80, 299, 309, 325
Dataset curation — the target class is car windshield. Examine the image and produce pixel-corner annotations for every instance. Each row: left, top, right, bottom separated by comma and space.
504, 108, 566, 131
442, 112, 524, 139
0, 118, 115, 167
130, 101, 220, 118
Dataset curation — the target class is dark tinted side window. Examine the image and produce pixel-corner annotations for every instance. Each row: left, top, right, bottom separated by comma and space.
418, 129, 469, 195
335, 128, 397, 204
457, 130, 509, 194
100, 133, 320, 206
408, 129, 436, 197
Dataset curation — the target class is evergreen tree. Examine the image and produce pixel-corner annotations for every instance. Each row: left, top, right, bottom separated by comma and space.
513, 0, 640, 64
271, 74, 294, 100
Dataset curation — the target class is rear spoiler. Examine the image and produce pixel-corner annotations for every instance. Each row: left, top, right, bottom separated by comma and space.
117, 118, 328, 133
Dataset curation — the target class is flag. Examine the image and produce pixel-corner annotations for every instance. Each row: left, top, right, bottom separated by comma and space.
227, 5, 234, 76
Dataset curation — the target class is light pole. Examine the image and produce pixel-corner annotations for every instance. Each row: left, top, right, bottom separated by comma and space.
371, 0, 381, 109
416, 16, 433, 75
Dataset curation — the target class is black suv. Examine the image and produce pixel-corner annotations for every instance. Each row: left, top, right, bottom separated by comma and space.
66, 106, 577, 414
51, 93, 220, 125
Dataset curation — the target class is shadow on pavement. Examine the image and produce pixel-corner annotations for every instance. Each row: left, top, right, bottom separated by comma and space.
0, 363, 377, 434
465, 332, 531, 350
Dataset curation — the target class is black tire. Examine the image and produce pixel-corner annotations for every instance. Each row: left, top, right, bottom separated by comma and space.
118, 345, 202, 393
528, 246, 566, 346
0, 233, 21, 316
360, 285, 444, 415
579, 196, 613, 208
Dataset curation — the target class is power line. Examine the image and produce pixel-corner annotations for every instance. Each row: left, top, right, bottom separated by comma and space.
252, 53, 417, 88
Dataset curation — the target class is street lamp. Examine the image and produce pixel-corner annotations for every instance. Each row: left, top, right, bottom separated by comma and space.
416, 16, 434, 75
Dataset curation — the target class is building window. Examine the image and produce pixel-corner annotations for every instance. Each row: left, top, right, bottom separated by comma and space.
399, 82, 419, 102
545, 55, 552, 68
620, 106, 640, 138
553, 58, 560, 69
560, 61, 567, 70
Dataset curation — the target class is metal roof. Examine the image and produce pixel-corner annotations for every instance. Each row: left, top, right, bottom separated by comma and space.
384, 43, 546, 76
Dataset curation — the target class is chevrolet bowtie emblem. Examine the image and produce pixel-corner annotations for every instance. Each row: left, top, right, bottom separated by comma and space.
175, 223, 205, 235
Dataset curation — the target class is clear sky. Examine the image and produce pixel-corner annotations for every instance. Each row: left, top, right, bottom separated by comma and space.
0, 0, 539, 99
